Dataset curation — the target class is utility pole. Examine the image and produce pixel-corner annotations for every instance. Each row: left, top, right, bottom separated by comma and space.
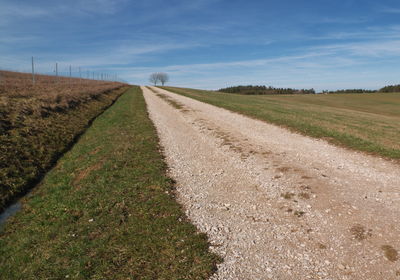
79, 67, 81, 79
69, 65, 72, 77
31, 56, 35, 85
55, 62, 58, 82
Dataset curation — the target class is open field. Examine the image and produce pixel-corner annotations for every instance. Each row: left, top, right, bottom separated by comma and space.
0, 70, 127, 210
0, 70, 121, 98
0, 87, 219, 279
162, 86, 400, 161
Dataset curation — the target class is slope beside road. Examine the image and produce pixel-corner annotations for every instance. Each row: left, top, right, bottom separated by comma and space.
142, 86, 400, 280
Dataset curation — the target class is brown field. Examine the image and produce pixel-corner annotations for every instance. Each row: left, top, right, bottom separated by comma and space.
0, 70, 122, 109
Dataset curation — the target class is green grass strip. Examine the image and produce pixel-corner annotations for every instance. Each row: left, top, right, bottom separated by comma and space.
0, 86, 220, 279
161, 87, 400, 161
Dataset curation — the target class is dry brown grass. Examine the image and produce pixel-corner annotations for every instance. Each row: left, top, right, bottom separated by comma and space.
298, 192, 311, 199
276, 166, 291, 172
281, 192, 295, 199
0, 70, 123, 111
381, 245, 398, 262
0, 70, 128, 210
350, 224, 372, 241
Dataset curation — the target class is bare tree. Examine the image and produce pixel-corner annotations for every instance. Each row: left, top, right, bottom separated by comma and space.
158, 72, 169, 86
149, 72, 169, 86
149, 73, 159, 85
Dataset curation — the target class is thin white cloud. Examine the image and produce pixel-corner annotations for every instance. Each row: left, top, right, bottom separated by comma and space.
0, 0, 128, 25
313, 39, 400, 57
0, 35, 39, 44
0, 41, 202, 72
109, 49, 356, 83
311, 25, 400, 41
0, 3, 49, 17
107, 37, 400, 90
314, 17, 368, 24
380, 7, 400, 14
77, 0, 128, 14
114, 42, 202, 57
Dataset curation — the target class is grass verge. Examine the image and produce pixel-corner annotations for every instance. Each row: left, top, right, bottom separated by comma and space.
161, 86, 400, 161
0, 86, 220, 279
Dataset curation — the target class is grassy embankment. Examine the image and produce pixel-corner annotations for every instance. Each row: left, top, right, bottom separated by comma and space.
162, 86, 400, 161
0, 70, 127, 210
0, 87, 219, 279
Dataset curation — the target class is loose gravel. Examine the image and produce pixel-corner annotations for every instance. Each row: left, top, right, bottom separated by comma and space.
142, 86, 400, 280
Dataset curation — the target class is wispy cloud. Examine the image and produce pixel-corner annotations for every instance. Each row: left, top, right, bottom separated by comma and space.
0, 2, 49, 26
312, 17, 368, 25
106, 36, 400, 90
310, 25, 400, 41
0, 0, 128, 24
0, 41, 202, 72
380, 7, 400, 14
5, 35, 397, 89
76, 0, 129, 15
313, 39, 400, 57
113, 42, 202, 58
0, 35, 40, 45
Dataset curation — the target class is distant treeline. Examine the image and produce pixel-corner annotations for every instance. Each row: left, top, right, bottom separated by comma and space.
218, 84, 400, 95
325, 85, 400, 94
218, 85, 315, 95
322, 89, 377, 94
379, 84, 400, 93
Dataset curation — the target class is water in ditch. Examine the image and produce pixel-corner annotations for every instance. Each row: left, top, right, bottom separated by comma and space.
0, 202, 22, 227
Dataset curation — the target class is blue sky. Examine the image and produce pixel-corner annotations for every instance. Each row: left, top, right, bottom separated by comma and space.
1, 0, 400, 91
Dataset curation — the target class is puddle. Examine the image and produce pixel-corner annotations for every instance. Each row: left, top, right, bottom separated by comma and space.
0, 202, 22, 227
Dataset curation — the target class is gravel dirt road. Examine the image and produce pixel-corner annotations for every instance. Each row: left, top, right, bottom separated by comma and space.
142, 86, 400, 280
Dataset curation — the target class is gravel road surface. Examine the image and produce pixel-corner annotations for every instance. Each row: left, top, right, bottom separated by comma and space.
142, 86, 400, 280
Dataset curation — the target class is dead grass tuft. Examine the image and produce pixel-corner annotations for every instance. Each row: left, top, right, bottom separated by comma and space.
276, 166, 291, 172
298, 192, 311, 199
73, 160, 105, 185
381, 245, 398, 262
350, 224, 372, 241
282, 192, 295, 199
300, 185, 312, 190
294, 211, 305, 217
